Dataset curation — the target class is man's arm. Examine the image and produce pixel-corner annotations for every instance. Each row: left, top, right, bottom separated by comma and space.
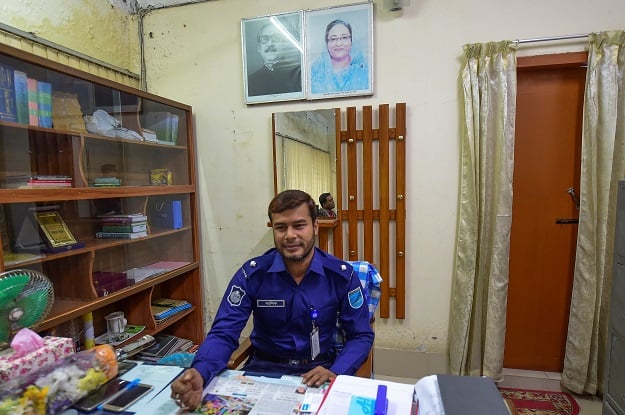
329, 270, 375, 376
191, 269, 253, 385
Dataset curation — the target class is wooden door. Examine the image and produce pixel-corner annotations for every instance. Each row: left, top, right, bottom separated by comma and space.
504, 53, 587, 372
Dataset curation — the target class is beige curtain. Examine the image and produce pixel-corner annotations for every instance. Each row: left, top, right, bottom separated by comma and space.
283, 138, 333, 200
561, 31, 625, 395
449, 41, 517, 381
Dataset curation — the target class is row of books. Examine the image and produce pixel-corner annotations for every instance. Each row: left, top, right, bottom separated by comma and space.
0, 63, 52, 127
96, 213, 148, 239
3, 175, 72, 189
143, 111, 179, 145
135, 332, 196, 363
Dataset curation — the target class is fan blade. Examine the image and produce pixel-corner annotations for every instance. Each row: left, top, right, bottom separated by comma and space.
0, 274, 29, 307
15, 287, 51, 327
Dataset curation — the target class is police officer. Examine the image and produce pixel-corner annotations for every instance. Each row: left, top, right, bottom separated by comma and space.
170, 190, 374, 410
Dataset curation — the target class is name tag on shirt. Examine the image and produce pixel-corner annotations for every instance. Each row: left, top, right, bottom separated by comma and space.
257, 299, 285, 307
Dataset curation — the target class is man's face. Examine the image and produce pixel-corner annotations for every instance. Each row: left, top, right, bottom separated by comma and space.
271, 203, 318, 263
326, 24, 352, 61
257, 25, 283, 66
323, 195, 335, 210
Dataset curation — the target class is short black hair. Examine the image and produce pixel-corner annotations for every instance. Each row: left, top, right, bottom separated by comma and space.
319, 192, 331, 206
268, 190, 317, 223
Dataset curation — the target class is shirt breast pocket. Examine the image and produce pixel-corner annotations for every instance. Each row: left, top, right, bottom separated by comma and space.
255, 299, 288, 329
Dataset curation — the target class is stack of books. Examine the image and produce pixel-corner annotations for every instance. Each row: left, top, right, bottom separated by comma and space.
151, 298, 192, 324
93, 177, 121, 187
135, 332, 194, 362
96, 213, 148, 239
4, 175, 72, 189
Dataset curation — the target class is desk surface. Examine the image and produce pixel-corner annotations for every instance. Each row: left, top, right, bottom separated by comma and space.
106, 365, 415, 415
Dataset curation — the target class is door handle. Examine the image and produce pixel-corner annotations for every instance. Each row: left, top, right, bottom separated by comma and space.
556, 218, 579, 224
567, 187, 580, 210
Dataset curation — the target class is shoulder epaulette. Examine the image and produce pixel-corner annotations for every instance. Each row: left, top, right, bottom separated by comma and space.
239, 253, 273, 280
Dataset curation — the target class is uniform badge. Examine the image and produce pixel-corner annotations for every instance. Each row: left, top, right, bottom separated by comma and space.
348, 287, 364, 309
227, 285, 246, 307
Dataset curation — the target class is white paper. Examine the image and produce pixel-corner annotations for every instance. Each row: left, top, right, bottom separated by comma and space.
316, 375, 415, 415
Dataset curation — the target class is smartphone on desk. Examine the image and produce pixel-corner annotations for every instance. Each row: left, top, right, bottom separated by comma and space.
103, 383, 153, 412
73, 379, 129, 412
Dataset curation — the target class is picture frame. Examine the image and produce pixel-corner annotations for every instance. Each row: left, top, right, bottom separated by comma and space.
241, 11, 305, 104
305, 2, 374, 99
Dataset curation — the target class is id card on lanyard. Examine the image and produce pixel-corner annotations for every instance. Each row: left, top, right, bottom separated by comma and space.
310, 307, 320, 360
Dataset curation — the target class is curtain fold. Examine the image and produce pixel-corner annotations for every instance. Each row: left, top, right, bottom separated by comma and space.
562, 30, 625, 395
449, 41, 517, 381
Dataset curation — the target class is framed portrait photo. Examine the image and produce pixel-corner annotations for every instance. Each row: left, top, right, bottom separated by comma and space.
241, 11, 305, 104
305, 2, 374, 99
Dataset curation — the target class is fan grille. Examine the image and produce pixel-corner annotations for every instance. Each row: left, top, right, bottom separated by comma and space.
0, 269, 54, 344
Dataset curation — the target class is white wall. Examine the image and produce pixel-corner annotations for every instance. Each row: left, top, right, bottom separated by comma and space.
3, 0, 625, 368
140, 0, 625, 358
0, 0, 139, 72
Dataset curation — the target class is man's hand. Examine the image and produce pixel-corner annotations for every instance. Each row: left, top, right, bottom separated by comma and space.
301, 366, 336, 387
170, 368, 204, 411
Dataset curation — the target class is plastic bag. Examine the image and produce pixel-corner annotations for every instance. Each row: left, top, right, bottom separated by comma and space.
0, 344, 118, 415
84, 110, 144, 141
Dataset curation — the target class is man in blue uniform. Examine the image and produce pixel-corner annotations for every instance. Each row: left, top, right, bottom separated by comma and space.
170, 190, 374, 410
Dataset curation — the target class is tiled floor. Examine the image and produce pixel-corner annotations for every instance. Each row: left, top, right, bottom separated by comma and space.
376, 368, 603, 414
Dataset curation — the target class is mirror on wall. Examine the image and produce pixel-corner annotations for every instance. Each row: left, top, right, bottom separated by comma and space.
272, 109, 338, 210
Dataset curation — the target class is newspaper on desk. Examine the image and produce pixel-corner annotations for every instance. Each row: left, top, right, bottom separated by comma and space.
194, 370, 326, 415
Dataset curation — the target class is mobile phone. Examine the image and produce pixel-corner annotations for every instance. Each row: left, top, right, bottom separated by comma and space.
73, 379, 129, 412
103, 383, 153, 412
117, 360, 138, 376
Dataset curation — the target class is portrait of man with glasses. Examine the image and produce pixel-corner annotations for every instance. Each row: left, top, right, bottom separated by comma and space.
306, 3, 373, 98
242, 12, 304, 103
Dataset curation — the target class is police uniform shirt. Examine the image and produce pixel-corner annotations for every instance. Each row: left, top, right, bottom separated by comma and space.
191, 247, 374, 384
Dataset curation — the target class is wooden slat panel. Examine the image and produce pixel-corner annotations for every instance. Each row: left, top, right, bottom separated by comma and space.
378, 105, 390, 318
362, 106, 374, 263
333, 109, 343, 257
346, 107, 358, 260
395, 103, 407, 319
335, 103, 406, 319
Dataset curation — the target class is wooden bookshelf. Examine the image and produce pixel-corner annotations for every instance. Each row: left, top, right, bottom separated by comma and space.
0, 43, 204, 348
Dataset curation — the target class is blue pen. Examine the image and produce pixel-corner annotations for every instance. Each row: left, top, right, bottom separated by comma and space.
374, 384, 388, 415
96, 378, 141, 412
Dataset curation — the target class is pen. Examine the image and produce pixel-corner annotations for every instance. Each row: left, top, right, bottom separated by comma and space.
96, 378, 141, 412
374, 384, 388, 415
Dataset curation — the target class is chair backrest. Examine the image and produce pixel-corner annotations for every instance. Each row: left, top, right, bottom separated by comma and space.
334, 261, 382, 350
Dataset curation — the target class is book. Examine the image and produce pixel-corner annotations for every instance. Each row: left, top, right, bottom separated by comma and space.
0, 63, 17, 122
137, 333, 179, 358
151, 298, 192, 320
13, 70, 28, 125
94, 324, 146, 346
26, 77, 38, 126
96, 230, 148, 239
143, 112, 178, 144
101, 222, 148, 233
98, 213, 148, 224
152, 200, 182, 229
37, 81, 52, 128
125, 266, 167, 283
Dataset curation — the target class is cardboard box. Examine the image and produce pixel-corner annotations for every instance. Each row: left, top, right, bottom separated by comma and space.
0, 336, 74, 381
